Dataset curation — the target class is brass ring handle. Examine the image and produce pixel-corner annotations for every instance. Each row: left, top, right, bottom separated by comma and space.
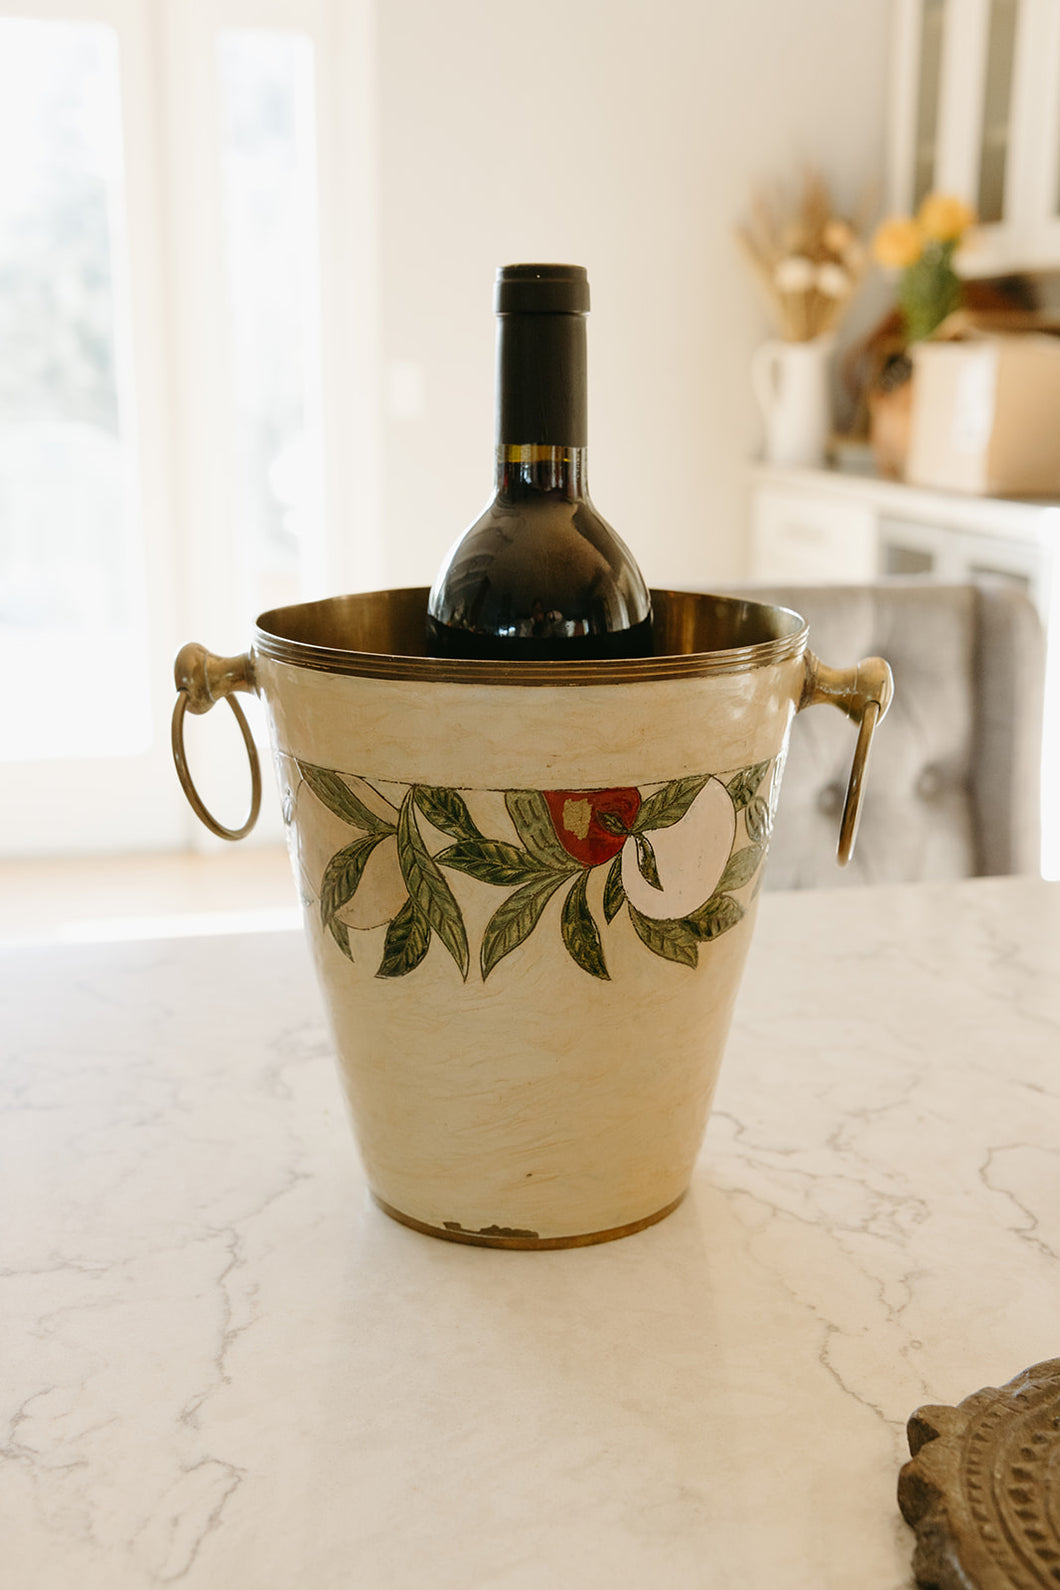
171, 643, 261, 841
836, 697, 880, 866
800, 651, 894, 867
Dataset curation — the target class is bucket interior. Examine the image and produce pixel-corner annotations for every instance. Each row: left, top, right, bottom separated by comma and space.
253, 588, 807, 681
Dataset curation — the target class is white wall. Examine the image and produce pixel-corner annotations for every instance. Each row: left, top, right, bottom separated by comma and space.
370, 0, 892, 594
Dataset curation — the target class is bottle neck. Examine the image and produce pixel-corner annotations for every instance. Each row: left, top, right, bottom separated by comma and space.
493, 443, 587, 498
495, 310, 588, 451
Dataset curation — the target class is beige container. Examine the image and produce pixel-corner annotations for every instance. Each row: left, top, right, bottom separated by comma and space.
172, 588, 891, 1249
907, 333, 1060, 496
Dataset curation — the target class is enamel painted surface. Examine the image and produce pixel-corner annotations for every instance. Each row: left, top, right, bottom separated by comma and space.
253, 657, 803, 1241
253, 655, 805, 789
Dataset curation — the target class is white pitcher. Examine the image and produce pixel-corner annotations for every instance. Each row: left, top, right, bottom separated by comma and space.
751, 334, 835, 467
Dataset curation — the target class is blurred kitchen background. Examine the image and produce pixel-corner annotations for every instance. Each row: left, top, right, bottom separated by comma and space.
2, 0, 1058, 931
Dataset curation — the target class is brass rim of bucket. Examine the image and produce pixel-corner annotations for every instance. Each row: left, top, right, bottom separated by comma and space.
253, 587, 809, 686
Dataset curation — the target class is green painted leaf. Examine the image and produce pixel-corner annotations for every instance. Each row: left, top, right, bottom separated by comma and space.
603, 855, 626, 923
726, 760, 771, 811
413, 785, 483, 842
717, 844, 764, 893
328, 916, 353, 960
298, 761, 395, 833
319, 832, 390, 948
397, 790, 469, 979
628, 904, 699, 968
745, 794, 772, 845
376, 897, 431, 979
505, 789, 574, 869
434, 838, 561, 888
632, 774, 710, 834
597, 809, 630, 838
480, 872, 568, 981
685, 892, 745, 942
561, 872, 609, 980
635, 833, 663, 890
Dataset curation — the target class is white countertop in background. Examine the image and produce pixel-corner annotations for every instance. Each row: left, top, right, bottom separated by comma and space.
3, 876, 1059, 1589
750, 460, 1060, 543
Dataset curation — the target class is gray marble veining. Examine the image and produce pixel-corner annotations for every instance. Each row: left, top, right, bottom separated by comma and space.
2, 877, 1058, 1588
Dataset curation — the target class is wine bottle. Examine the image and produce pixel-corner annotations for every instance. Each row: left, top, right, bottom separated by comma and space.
426, 263, 653, 660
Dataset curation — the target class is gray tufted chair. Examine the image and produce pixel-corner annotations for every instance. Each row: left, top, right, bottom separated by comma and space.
726, 579, 1045, 887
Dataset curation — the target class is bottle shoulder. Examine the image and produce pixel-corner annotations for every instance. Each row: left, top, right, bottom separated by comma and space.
435, 492, 649, 594
428, 490, 651, 643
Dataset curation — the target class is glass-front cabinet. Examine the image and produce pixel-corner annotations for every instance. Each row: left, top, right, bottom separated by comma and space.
890, 0, 1060, 273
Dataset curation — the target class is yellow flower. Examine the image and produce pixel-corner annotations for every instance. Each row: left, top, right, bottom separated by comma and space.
917, 192, 976, 242
872, 216, 923, 269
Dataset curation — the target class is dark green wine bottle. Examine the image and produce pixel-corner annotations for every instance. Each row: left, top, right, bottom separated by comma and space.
426, 264, 653, 660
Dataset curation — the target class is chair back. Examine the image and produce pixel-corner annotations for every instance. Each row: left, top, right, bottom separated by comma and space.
729, 580, 1044, 886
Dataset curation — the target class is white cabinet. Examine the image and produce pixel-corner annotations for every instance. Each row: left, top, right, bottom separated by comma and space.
750, 486, 877, 583
749, 462, 1060, 878
890, 0, 1060, 273
878, 512, 1051, 612
750, 463, 1058, 622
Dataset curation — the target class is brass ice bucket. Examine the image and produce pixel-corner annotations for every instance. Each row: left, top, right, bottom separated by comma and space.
172, 588, 892, 1248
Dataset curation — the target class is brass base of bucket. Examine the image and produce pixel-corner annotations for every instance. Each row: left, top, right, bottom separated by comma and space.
373, 1191, 687, 1250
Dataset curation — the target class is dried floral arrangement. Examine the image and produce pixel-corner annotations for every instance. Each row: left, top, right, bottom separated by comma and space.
737, 170, 872, 342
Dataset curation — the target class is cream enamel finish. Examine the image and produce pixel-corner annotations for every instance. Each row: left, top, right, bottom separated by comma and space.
172, 588, 893, 1245
254, 658, 805, 793
254, 655, 805, 1243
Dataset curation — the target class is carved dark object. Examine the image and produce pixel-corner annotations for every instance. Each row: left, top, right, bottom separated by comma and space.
898, 1359, 1060, 1588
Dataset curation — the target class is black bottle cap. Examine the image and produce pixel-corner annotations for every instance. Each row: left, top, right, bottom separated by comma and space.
494, 263, 590, 314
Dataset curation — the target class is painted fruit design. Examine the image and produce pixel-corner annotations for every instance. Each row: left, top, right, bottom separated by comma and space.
543, 787, 641, 868
287, 758, 775, 983
621, 776, 736, 920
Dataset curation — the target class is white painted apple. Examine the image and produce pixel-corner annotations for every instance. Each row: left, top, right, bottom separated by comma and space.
338, 836, 407, 931
621, 777, 736, 920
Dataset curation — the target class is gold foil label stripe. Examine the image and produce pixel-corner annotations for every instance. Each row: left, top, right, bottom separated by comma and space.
501, 444, 577, 464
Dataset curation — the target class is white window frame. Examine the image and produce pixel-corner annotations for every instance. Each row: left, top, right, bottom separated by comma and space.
888, 0, 1060, 274
0, 0, 381, 856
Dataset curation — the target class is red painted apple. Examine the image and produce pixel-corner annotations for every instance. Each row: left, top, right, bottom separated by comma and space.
543, 787, 641, 868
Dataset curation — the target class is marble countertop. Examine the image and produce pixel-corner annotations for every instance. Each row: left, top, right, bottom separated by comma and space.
4, 876, 1059, 1589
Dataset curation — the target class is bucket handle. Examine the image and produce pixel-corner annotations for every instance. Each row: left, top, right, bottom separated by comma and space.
171, 644, 261, 841
169, 639, 893, 862
800, 651, 894, 866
